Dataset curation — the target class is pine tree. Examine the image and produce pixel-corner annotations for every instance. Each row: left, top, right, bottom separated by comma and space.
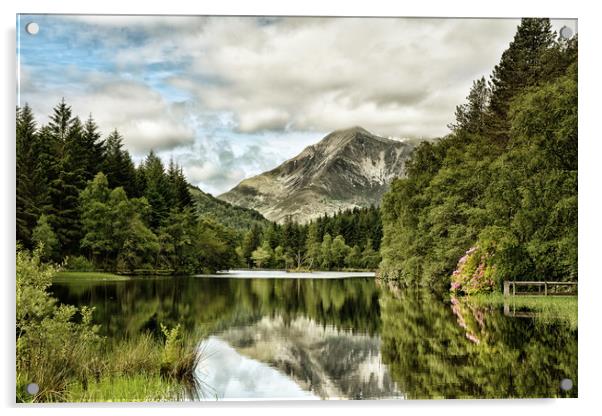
487, 18, 556, 143
81, 115, 105, 179
305, 222, 321, 269
16, 105, 39, 245
449, 77, 490, 135
140, 150, 170, 229
241, 224, 262, 267
166, 159, 192, 209
102, 130, 138, 197
45, 100, 84, 254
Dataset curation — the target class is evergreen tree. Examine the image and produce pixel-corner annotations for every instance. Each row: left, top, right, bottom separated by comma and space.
449, 77, 490, 135
81, 115, 105, 179
102, 130, 138, 197
305, 222, 321, 269
45, 99, 84, 254
487, 18, 556, 143
361, 238, 381, 269
140, 150, 169, 229
158, 208, 198, 273
16, 105, 39, 245
241, 224, 262, 267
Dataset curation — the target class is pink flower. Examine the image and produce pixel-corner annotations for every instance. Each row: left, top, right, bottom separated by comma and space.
466, 333, 480, 344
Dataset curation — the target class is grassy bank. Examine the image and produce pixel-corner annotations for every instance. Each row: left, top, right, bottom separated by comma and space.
54, 271, 130, 281
65, 374, 180, 402
17, 248, 202, 403
17, 328, 201, 403
469, 293, 578, 330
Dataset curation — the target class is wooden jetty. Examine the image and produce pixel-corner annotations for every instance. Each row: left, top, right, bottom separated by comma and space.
503, 281, 577, 297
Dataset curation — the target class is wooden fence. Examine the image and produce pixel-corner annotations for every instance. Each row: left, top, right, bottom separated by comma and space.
503, 281, 577, 296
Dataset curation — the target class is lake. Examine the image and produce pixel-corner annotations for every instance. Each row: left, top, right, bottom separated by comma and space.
51, 271, 577, 400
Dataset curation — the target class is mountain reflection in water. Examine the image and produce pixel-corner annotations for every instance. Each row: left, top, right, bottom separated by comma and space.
51, 273, 577, 400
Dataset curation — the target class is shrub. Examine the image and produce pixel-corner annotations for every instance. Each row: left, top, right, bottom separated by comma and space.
63, 255, 95, 272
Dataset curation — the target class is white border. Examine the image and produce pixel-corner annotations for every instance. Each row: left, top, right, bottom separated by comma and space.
2, 1, 599, 415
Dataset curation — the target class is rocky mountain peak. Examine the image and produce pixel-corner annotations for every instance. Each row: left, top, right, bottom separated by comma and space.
218, 127, 417, 223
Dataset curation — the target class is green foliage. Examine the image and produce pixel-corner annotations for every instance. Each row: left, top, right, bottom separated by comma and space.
450, 246, 496, 295
32, 215, 59, 261
54, 271, 128, 281
62, 255, 95, 272
160, 324, 199, 384
16, 247, 202, 403
102, 129, 139, 198
64, 374, 179, 403
16, 247, 102, 402
380, 19, 577, 290
379, 289, 577, 398
251, 241, 273, 268
80, 172, 159, 271
16, 105, 39, 245
189, 185, 268, 231
237, 205, 383, 271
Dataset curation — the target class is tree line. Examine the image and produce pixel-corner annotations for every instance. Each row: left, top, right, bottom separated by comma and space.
16, 100, 239, 273
240, 206, 382, 270
379, 18, 578, 292
17, 102, 382, 273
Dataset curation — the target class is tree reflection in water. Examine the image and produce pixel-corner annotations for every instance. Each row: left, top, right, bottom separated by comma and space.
52, 275, 577, 399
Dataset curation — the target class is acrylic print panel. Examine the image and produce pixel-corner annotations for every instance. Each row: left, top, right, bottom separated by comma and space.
16, 14, 578, 402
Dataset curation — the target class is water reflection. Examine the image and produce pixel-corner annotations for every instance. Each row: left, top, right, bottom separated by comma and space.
52, 274, 577, 400
379, 289, 577, 399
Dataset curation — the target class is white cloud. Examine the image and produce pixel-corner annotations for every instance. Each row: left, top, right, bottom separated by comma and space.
161, 17, 522, 138
20, 15, 576, 194
21, 71, 195, 155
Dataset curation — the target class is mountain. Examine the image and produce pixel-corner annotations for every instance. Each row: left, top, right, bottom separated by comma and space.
216, 316, 401, 399
188, 185, 269, 231
218, 126, 415, 223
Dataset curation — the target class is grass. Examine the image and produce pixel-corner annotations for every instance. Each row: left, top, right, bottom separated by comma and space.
54, 271, 130, 281
65, 374, 180, 402
17, 329, 203, 403
470, 292, 578, 329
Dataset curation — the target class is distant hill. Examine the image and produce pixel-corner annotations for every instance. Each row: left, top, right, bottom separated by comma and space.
188, 185, 268, 231
218, 127, 416, 223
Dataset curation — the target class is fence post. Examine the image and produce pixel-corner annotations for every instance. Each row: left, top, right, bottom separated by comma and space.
503, 281, 510, 297
544, 282, 547, 296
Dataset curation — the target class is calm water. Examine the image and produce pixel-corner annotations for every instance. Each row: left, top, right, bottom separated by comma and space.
51, 271, 577, 400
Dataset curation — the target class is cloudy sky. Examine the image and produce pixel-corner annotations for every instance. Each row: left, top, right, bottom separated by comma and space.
17, 15, 577, 195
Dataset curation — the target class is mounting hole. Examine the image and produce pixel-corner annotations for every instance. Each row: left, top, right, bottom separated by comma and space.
559, 26, 573, 40
560, 378, 573, 391
25, 22, 39, 35
26, 383, 39, 395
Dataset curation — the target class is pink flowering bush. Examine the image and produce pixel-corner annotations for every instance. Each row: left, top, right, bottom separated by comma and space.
450, 245, 496, 295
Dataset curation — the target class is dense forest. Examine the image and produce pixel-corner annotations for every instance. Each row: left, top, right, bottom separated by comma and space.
16, 102, 381, 273
239, 206, 382, 270
379, 18, 578, 292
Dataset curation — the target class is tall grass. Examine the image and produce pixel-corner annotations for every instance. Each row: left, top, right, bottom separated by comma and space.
470, 293, 578, 329
18, 330, 203, 403
17, 247, 203, 403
